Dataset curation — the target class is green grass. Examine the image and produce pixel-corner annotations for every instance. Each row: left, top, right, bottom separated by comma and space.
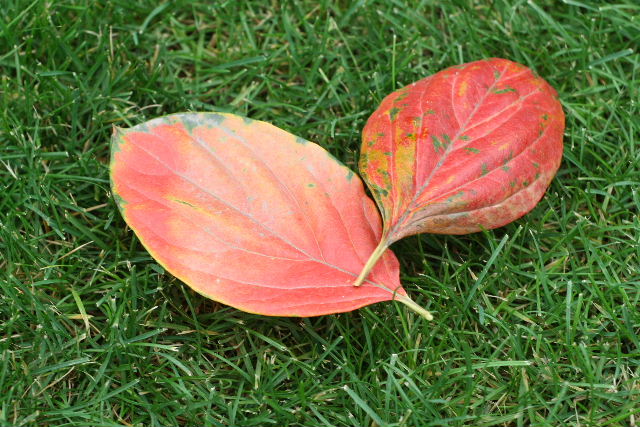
1, 0, 639, 426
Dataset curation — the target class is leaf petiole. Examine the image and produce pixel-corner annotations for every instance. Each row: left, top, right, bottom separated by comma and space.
397, 294, 434, 320
353, 238, 390, 287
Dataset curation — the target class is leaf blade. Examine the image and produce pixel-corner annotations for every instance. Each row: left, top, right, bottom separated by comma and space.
111, 112, 406, 317
360, 58, 565, 241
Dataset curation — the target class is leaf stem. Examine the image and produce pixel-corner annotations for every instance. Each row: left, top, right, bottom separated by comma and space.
353, 239, 389, 287
397, 295, 434, 320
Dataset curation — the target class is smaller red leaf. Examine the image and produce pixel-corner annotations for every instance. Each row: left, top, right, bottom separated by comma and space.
110, 112, 431, 318
355, 58, 565, 286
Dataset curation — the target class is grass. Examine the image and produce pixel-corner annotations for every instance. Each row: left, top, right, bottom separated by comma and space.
1, 0, 639, 425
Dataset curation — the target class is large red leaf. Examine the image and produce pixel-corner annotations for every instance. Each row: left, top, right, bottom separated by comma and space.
355, 58, 564, 285
110, 113, 431, 318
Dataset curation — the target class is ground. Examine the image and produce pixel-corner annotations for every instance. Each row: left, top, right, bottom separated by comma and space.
0, 1, 638, 426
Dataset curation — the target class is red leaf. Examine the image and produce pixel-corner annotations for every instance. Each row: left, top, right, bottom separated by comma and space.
110, 113, 430, 318
355, 58, 564, 285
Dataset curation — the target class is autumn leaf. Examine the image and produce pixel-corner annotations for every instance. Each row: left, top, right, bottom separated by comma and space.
110, 112, 432, 318
355, 58, 564, 286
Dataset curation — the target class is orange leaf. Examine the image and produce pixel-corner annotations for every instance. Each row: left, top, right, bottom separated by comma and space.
355, 58, 564, 286
110, 113, 430, 318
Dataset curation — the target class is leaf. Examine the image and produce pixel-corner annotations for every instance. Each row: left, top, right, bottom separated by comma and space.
355, 58, 564, 285
110, 112, 431, 318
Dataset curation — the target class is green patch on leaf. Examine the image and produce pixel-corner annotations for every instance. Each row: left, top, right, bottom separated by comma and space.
493, 86, 517, 94
395, 89, 409, 101
377, 168, 390, 178
208, 113, 226, 126
464, 147, 480, 154
372, 185, 389, 197
389, 107, 401, 121
181, 115, 200, 132
505, 151, 514, 163
481, 163, 489, 176
173, 198, 197, 208
432, 135, 443, 153
447, 191, 465, 202
433, 134, 452, 153
501, 154, 512, 172
110, 128, 127, 153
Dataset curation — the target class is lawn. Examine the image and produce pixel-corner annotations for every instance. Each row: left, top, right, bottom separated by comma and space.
1, 0, 639, 426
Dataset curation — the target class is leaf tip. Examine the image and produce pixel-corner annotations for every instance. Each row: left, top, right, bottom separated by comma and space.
111, 124, 125, 137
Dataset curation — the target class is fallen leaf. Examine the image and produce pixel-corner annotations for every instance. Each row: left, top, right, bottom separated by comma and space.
355, 58, 564, 285
110, 112, 431, 318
